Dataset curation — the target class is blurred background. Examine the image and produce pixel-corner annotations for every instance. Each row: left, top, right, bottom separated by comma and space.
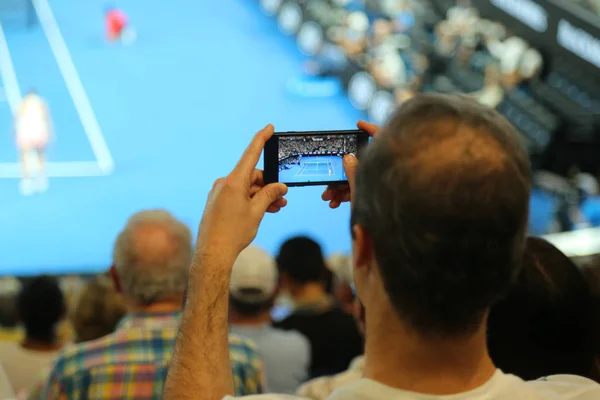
0, 0, 599, 277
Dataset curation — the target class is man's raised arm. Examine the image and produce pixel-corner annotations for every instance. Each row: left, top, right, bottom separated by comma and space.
163, 125, 288, 400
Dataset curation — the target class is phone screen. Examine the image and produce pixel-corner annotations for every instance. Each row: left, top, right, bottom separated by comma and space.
277, 134, 358, 184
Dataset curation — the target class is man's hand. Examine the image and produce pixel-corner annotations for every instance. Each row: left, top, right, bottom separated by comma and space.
322, 120, 379, 208
196, 124, 288, 262
165, 125, 287, 400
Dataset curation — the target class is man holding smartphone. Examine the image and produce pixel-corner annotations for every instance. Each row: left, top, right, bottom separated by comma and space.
165, 94, 600, 400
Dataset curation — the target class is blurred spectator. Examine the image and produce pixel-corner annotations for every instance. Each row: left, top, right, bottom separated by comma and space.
486, 36, 542, 90
0, 276, 65, 399
70, 275, 126, 343
340, 11, 369, 56
391, 0, 415, 34
27, 276, 127, 400
275, 237, 363, 378
229, 246, 310, 394
470, 64, 504, 109
327, 253, 355, 315
488, 237, 598, 380
43, 210, 265, 399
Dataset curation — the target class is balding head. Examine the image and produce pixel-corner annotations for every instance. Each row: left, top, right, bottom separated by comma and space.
353, 94, 530, 338
113, 210, 193, 305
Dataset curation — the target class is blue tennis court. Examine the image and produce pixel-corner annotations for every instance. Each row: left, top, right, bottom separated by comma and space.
280, 155, 345, 184
0, 0, 570, 276
0, 0, 363, 276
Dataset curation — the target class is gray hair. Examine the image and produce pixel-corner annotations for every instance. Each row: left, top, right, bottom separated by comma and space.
113, 210, 193, 305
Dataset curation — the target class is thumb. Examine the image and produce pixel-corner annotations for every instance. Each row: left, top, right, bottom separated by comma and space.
252, 183, 288, 214
343, 153, 359, 191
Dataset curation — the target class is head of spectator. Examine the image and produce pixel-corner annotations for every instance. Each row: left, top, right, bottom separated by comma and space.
229, 246, 278, 324
71, 275, 126, 343
351, 94, 530, 392
17, 276, 65, 349
277, 236, 329, 304
110, 209, 193, 313
488, 237, 597, 380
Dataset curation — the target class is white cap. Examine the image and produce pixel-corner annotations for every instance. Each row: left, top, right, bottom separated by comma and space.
327, 253, 354, 285
230, 246, 278, 303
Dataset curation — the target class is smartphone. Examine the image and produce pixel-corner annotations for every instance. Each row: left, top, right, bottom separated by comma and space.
264, 130, 369, 186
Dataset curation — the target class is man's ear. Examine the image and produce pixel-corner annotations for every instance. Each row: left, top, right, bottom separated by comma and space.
352, 224, 373, 270
109, 265, 122, 294
278, 271, 290, 290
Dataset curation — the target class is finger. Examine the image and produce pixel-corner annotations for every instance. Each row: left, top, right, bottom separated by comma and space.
250, 185, 261, 198
272, 197, 287, 208
332, 190, 351, 204
266, 206, 280, 213
343, 154, 359, 196
328, 190, 350, 208
329, 200, 341, 209
251, 169, 265, 186
357, 120, 380, 137
252, 183, 288, 214
231, 125, 274, 180
322, 183, 350, 201
322, 186, 334, 201
266, 205, 282, 213
266, 198, 287, 214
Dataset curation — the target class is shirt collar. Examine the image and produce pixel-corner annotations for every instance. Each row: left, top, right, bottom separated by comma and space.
116, 311, 181, 330
293, 295, 336, 314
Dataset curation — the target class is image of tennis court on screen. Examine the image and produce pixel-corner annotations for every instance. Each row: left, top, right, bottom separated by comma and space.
278, 134, 357, 184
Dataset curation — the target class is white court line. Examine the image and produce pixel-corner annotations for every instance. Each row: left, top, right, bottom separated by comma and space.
0, 161, 105, 178
0, 23, 23, 113
34, 0, 115, 173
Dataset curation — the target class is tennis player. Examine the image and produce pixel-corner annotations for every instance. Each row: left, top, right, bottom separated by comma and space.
14, 90, 52, 195
105, 6, 129, 42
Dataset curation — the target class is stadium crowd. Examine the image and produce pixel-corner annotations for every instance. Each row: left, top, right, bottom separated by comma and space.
278, 136, 357, 161
288, 0, 600, 233
1, 94, 600, 400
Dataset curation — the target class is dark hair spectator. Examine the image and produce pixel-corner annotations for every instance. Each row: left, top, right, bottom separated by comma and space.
0, 276, 65, 398
277, 236, 328, 284
17, 276, 65, 343
275, 236, 363, 378
488, 237, 597, 380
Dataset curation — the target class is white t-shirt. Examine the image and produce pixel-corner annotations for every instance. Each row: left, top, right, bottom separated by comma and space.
226, 370, 600, 400
0, 342, 61, 399
297, 356, 364, 400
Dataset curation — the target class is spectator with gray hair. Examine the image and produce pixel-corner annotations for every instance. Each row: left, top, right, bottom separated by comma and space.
43, 210, 266, 400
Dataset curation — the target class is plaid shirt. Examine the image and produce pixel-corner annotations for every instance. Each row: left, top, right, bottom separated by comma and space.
42, 311, 264, 400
